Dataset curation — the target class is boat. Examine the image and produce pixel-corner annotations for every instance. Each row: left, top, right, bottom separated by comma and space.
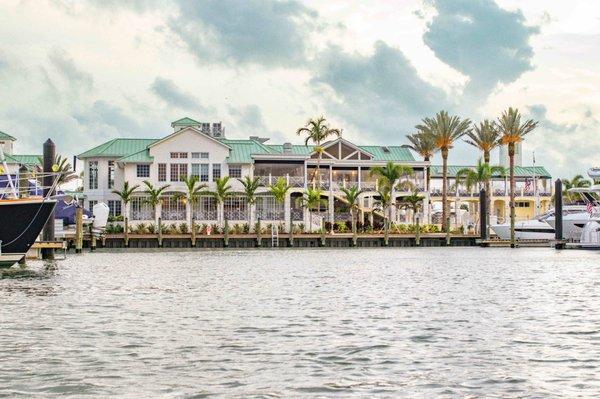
545, 185, 600, 240
491, 205, 587, 240
0, 198, 57, 267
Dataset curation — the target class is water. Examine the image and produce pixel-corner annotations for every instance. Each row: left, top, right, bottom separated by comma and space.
1, 248, 599, 398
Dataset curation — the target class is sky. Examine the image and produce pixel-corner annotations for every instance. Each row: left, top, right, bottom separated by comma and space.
0, 0, 598, 178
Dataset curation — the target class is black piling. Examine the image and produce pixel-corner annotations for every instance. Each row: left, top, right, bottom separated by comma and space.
479, 188, 488, 241
41, 139, 55, 260
554, 179, 564, 249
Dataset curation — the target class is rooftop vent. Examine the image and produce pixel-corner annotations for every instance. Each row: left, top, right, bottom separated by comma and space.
283, 142, 292, 153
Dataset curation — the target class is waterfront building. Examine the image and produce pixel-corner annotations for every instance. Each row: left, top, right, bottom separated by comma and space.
69, 117, 552, 230
0, 131, 41, 197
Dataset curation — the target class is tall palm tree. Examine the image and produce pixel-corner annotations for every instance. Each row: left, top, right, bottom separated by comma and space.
142, 180, 170, 225
417, 111, 472, 231
112, 181, 140, 235
464, 120, 502, 231
340, 185, 365, 242
239, 176, 262, 230
562, 175, 592, 203
406, 132, 436, 192
178, 175, 207, 229
497, 107, 538, 246
205, 176, 233, 227
299, 187, 327, 232
464, 120, 501, 164
370, 161, 413, 224
269, 177, 291, 232
296, 116, 341, 188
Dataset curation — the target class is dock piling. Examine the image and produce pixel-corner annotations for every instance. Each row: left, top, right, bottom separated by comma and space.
554, 179, 564, 249
75, 206, 83, 253
41, 139, 56, 260
158, 217, 163, 247
445, 216, 451, 246
479, 188, 488, 241
415, 215, 421, 246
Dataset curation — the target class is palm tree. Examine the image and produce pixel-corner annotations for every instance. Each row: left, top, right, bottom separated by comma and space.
298, 187, 327, 232
562, 175, 592, 203
370, 161, 413, 224
296, 116, 341, 189
178, 176, 207, 229
417, 111, 472, 231
456, 160, 505, 230
464, 120, 502, 231
373, 181, 393, 244
340, 185, 365, 242
406, 132, 436, 192
268, 177, 291, 232
37, 155, 78, 186
239, 176, 262, 231
142, 180, 170, 225
205, 176, 233, 227
398, 191, 425, 224
497, 107, 538, 246
112, 181, 140, 235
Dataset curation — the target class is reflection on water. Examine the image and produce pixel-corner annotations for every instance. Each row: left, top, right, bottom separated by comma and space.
0, 248, 599, 397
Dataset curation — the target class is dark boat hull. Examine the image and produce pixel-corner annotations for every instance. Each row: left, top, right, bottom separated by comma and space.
0, 199, 56, 267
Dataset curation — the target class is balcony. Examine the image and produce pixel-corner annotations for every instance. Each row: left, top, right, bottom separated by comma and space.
256, 175, 305, 188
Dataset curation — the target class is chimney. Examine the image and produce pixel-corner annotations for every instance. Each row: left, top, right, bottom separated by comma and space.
283, 142, 292, 153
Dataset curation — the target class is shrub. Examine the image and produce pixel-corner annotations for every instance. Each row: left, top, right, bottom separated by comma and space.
135, 223, 148, 234
335, 221, 347, 233
242, 223, 250, 234
179, 222, 189, 234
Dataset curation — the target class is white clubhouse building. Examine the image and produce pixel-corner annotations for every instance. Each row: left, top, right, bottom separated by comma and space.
74, 117, 552, 230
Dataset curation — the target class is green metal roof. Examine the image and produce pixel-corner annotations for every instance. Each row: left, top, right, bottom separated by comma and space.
0, 131, 16, 141
358, 146, 415, 162
266, 144, 312, 155
220, 139, 276, 163
77, 138, 159, 158
430, 165, 551, 179
5, 154, 41, 166
171, 117, 200, 127
117, 149, 154, 163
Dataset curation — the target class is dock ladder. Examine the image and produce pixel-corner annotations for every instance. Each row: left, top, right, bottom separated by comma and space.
271, 224, 279, 247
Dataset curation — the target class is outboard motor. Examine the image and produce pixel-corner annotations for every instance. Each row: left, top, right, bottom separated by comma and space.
580, 221, 600, 247
92, 202, 110, 230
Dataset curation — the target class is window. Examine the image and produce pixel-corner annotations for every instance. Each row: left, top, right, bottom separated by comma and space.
170, 163, 188, 182
191, 163, 200, 178
137, 164, 150, 178
224, 196, 247, 220
229, 165, 242, 178
131, 196, 154, 220
158, 163, 167, 182
88, 200, 98, 214
88, 161, 98, 189
191, 152, 209, 159
162, 195, 186, 220
192, 196, 217, 220
108, 161, 115, 189
200, 164, 209, 182
107, 200, 122, 217
212, 163, 221, 181
170, 152, 188, 159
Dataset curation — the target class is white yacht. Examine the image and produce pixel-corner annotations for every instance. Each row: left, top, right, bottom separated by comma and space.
491, 205, 587, 240
545, 185, 600, 240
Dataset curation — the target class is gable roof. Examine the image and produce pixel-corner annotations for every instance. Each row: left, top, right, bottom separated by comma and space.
5, 154, 41, 166
0, 131, 16, 141
358, 146, 414, 162
148, 126, 231, 150
171, 117, 200, 127
430, 165, 551, 179
78, 138, 159, 158
220, 139, 277, 163
117, 149, 154, 163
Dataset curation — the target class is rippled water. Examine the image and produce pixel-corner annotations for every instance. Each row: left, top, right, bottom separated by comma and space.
1, 248, 599, 398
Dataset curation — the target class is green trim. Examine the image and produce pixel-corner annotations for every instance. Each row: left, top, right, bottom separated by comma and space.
0, 131, 17, 141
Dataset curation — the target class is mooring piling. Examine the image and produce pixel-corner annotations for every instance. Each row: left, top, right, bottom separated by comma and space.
479, 188, 488, 241
554, 179, 564, 249
41, 139, 55, 260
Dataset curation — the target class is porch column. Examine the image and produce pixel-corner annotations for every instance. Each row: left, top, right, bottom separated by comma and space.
422, 191, 430, 224
358, 166, 362, 189
329, 165, 334, 226
249, 203, 255, 232
284, 192, 291, 233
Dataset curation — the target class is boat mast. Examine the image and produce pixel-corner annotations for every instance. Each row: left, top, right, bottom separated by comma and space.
533, 151, 539, 217
0, 145, 18, 199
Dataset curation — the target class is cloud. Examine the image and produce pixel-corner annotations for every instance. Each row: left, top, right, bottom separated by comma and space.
151, 76, 203, 110
423, 0, 539, 98
47, 47, 93, 92
227, 104, 286, 142
526, 105, 599, 178
169, 0, 317, 67
311, 41, 449, 142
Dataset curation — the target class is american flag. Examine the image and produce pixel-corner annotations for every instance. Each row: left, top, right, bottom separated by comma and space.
587, 202, 594, 215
